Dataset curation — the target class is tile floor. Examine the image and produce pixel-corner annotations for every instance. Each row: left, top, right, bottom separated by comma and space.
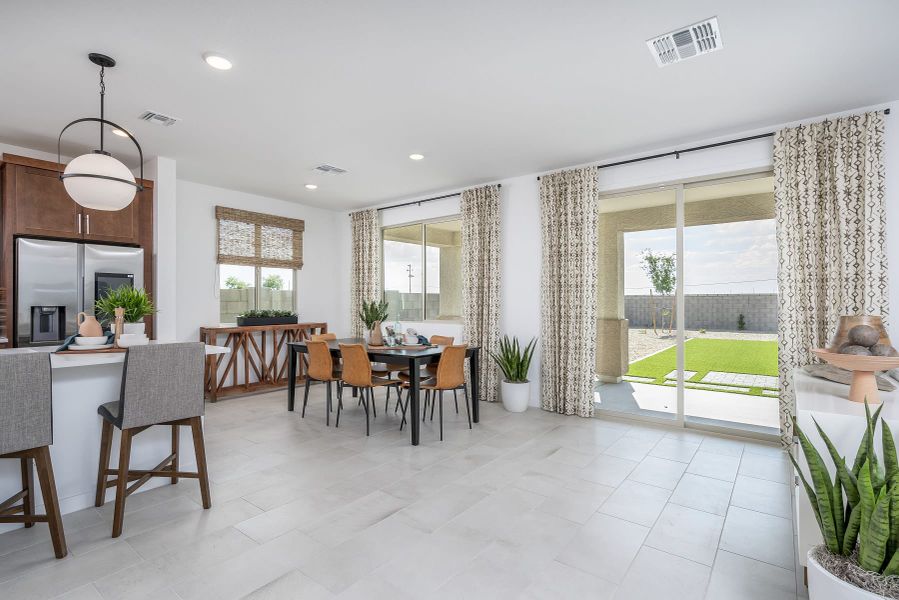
0, 385, 803, 600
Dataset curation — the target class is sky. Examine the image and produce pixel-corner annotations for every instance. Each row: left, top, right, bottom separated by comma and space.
624, 219, 778, 295
383, 240, 441, 293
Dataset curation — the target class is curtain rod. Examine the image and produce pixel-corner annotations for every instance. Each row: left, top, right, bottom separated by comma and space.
377, 184, 502, 212
536, 108, 891, 180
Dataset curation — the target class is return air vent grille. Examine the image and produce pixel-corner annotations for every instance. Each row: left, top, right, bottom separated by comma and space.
138, 110, 179, 126
647, 17, 722, 67
313, 164, 348, 175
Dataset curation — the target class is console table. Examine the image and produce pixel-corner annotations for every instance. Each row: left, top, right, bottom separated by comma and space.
199, 322, 327, 401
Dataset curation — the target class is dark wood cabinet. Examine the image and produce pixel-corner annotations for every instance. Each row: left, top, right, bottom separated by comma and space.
83, 202, 140, 244
14, 166, 83, 238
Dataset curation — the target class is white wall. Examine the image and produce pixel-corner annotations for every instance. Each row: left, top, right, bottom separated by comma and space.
339, 100, 898, 407
174, 180, 342, 341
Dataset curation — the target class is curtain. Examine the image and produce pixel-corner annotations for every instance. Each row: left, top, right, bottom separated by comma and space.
349, 209, 382, 337
539, 167, 599, 417
774, 110, 889, 446
215, 206, 304, 269
461, 184, 502, 403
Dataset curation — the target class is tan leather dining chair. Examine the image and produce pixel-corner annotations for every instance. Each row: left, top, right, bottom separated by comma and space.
339, 343, 401, 436
303, 340, 342, 426
400, 344, 470, 441
397, 335, 457, 414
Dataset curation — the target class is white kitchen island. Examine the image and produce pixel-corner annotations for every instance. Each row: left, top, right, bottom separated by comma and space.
0, 342, 229, 533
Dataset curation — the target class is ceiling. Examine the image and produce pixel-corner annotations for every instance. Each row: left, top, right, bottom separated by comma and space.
2, 1, 897, 211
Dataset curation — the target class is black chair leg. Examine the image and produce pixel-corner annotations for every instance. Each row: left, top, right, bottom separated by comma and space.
430, 390, 436, 421
453, 389, 459, 414
399, 388, 409, 431
439, 390, 444, 441
384, 386, 390, 414
423, 390, 429, 422
325, 382, 332, 426
301, 378, 311, 418
362, 387, 371, 436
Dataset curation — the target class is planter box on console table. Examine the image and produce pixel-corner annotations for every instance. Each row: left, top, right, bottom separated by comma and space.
236, 316, 299, 327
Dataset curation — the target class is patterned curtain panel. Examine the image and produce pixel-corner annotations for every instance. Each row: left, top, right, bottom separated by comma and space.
774, 110, 889, 446
349, 209, 382, 338
539, 168, 599, 417
461, 184, 501, 403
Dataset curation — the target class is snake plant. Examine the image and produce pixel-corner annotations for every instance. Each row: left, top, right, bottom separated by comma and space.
489, 336, 536, 383
791, 402, 899, 575
359, 299, 389, 330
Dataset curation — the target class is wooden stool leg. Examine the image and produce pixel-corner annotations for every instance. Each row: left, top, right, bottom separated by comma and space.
190, 417, 212, 510
34, 446, 67, 558
95, 420, 113, 507
20, 457, 34, 528
171, 424, 179, 485
112, 429, 133, 538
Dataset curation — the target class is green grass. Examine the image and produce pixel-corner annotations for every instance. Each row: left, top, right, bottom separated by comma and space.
627, 338, 778, 396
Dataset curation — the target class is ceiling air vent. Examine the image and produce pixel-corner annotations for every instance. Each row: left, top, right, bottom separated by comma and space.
138, 110, 179, 126
313, 164, 348, 175
647, 17, 722, 67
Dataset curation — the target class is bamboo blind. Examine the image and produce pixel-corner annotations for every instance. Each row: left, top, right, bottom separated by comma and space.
215, 206, 305, 269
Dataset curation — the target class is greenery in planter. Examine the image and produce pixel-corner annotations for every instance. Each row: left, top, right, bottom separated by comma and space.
359, 299, 389, 330
792, 402, 899, 596
238, 309, 297, 318
95, 286, 155, 324
490, 336, 536, 383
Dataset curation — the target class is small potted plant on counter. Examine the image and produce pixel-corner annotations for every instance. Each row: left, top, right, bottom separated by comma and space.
791, 404, 899, 599
490, 335, 536, 413
359, 299, 389, 345
95, 286, 155, 335
236, 309, 299, 327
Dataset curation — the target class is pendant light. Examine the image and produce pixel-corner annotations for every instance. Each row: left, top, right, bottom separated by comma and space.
57, 53, 143, 211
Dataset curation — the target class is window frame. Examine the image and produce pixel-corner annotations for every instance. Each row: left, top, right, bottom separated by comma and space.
381, 214, 463, 323
219, 264, 298, 323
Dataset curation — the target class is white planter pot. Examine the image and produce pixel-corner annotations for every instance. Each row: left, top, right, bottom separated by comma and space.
501, 380, 529, 413
123, 322, 145, 335
808, 551, 882, 600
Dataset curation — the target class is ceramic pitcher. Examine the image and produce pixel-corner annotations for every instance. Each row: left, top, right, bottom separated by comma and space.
77, 312, 104, 337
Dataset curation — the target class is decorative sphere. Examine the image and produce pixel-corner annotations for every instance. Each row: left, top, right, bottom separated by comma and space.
63, 153, 136, 211
847, 324, 880, 348
871, 344, 898, 357
839, 344, 873, 356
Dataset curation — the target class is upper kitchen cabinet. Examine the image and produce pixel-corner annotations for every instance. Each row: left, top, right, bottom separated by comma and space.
1, 154, 152, 246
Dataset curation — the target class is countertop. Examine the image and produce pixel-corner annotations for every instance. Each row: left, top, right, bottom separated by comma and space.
0, 341, 230, 369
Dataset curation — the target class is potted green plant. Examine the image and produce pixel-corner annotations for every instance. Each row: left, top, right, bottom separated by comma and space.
94, 286, 155, 334
490, 335, 536, 412
236, 309, 299, 327
791, 404, 899, 599
359, 299, 389, 345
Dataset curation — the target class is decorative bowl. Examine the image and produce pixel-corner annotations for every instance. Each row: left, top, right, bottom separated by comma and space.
813, 348, 899, 403
75, 336, 108, 345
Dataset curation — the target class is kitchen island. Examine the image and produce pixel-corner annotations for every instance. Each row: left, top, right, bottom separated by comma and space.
0, 342, 229, 532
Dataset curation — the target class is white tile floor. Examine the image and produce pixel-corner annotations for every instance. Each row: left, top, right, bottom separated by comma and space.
0, 385, 803, 600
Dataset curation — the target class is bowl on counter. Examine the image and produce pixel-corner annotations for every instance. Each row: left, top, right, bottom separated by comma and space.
75, 336, 108, 345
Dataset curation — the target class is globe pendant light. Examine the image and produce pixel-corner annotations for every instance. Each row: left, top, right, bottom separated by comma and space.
57, 53, 143, 211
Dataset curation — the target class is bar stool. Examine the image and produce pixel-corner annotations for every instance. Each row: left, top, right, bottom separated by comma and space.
338, 344, 401, 436
0, 353, 67, 558
94, 343, 211, 538
302, 340, 343, 425
400, 345, 470, 440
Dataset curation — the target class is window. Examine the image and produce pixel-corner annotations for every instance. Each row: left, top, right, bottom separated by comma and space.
382, 218, 462, 321
215, 206, 304, 323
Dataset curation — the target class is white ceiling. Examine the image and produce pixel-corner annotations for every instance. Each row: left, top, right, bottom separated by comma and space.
2, 1, 897, 211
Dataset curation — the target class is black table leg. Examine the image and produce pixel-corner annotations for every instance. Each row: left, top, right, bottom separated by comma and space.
287, 346, 297, 411
410, 357, 421, 445
470, 348, 480, 423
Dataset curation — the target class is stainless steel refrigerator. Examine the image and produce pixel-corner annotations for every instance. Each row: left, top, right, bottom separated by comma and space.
16, 238, 144, 347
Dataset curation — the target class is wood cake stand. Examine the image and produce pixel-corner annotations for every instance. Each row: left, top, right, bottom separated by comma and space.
813, 349, 899, 404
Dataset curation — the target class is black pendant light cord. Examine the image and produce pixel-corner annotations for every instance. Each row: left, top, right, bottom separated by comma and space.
98, 66, 106, 153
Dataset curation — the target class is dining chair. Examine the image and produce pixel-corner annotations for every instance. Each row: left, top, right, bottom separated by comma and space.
310, 333, 337, 341
397, 335, 456, 415
338, 343, 402, 436
0, 353, 67, 558
303, 340, 342, 426
94, 343, 211, 538
400, 344, 471, 440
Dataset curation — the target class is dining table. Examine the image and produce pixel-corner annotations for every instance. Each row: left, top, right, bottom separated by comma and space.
286, 338, 480, 445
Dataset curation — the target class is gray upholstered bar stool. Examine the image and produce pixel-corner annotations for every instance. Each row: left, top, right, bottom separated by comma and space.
94, 343, 211, 538
0, 352, 67, 558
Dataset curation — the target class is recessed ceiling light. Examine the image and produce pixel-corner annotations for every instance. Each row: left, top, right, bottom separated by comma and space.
111, 128, 129, 137
409, 153, 424, 161
203, 52, 233, 70
305, 184, 318, 190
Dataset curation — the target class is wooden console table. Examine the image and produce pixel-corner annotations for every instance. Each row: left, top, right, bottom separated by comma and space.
199, 322, 327, 401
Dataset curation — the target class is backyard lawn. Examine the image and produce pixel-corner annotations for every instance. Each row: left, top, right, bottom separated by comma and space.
627, 338, 778, 396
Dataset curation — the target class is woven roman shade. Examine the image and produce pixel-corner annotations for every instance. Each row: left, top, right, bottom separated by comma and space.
215, 206, 305, 269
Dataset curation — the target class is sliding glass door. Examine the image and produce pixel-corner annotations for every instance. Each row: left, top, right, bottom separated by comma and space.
595, 173, 779, 439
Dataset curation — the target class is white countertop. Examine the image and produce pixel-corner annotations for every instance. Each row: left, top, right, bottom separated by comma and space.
0, 341, 230, 369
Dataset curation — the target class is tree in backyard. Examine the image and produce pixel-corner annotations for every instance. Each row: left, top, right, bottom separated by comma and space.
262, 274, 284, 290
224, 276, 248, 290
640, 249, 676, 335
